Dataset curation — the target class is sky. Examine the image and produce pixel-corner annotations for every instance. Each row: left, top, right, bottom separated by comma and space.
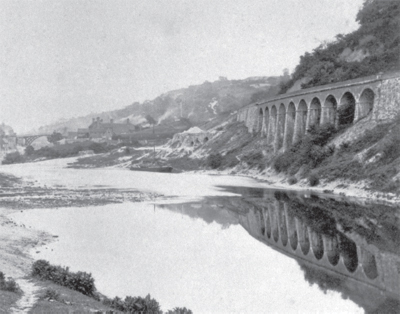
0, 0, 364, 134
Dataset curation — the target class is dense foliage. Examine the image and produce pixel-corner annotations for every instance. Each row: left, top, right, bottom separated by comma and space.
279, 0, 400, 93
0, 272, 20, 293
31, 260, 96, 297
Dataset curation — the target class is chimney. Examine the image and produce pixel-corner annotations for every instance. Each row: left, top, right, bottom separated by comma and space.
126, 118, 130, 124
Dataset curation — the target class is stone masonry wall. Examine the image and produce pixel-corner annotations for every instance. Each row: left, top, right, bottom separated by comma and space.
375, 77, 400, 121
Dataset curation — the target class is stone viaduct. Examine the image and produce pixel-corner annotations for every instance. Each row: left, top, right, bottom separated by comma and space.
237, 72, 400, 152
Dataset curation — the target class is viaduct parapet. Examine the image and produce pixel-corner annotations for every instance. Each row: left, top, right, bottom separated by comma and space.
237, 72, 400, 152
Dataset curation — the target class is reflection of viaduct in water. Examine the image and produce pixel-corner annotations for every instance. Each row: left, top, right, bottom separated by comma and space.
238, 197, 400, 309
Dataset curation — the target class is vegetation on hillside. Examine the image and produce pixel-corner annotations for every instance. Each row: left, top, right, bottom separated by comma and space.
31, 259, 192, 313
272, 116, 400, 192
279, 0, 400, 93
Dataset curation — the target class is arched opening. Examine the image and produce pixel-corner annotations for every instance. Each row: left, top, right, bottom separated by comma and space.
338, 92, 356, 126
340, 235, 358, 272
326, 236, 340, 266
358, 88, 374, 120
309, 98, 321, 129
361, 249, 378, 279
285, 102, 296, 147
294, 100, 308, 142
297, 220, 310, 255
268, 106, 277, 144
278, 203, 288, 247
257, 108, 263, 133
276, 103, 286, 150
264, 107, 270, 138
203, 137, 209, 143
310, 230, 324, 260
323, 95, 337, 126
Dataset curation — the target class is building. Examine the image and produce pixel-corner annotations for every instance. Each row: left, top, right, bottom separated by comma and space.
77, 117, 139, 141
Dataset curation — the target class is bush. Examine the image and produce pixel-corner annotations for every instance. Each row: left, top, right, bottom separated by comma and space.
103, 294, 162, 313
166, 307, 193, 314
288, 176, 298, 185
206, 153, 222, 169
308, 173, 320, 186
31, 260, 96, 297
0, 272, 20, 293
40, 289, 62, 301
2, 152, 24, 165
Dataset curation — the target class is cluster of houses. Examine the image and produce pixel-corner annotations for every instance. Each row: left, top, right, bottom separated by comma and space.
68, 117, 140, 142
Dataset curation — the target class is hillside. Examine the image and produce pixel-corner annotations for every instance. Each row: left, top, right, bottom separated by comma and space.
279, 0, 400, 93
37, 76, 281, 135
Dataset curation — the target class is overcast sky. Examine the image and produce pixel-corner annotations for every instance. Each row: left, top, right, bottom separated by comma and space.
0, 0, 364, 133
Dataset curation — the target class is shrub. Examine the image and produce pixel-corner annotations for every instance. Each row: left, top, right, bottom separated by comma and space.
0, 272, 20, 293
103, 294, 162, 313
206, 153, 222, 169
40, 289, 62, 301
241, 151, 264, 169
166, 307, 193, 314
31, 260, 96, 297
288, 176, 298, 185
2, 152, 24, 165
308, 173, 320, 187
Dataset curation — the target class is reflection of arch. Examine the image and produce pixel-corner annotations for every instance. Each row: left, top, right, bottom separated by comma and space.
340, 235, 358, 272
286, 207, 298, 250
361, 249, 378, 279
270, 205, 279, 243
358, 88, 374, 120
267, 106, 277, 144
285, 102, 296, 148
310, 230, 324, 260
326, 236, 340, 266
264, 107, 270, 139
278, 203, 288, 247
338, 92, 356, 126
276, 104, 286, 150
323, 95, 337, 126
294, 100, 307, 142
265, 208, 271, 239
259, 209, 266, 236
309, 98, 321, 128
296, 220, 310, 255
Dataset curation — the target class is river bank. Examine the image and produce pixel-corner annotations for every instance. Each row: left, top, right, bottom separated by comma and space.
0, 157, 398, 313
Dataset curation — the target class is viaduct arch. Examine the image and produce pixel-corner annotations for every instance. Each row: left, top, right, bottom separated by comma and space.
237, 72, 400, 152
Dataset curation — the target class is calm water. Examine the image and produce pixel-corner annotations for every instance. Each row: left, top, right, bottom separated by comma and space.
4, 160, 400, 313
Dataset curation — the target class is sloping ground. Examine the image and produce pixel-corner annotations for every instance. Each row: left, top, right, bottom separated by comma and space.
68, 111, 400, 198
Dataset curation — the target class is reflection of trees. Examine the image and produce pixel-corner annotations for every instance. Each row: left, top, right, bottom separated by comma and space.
299, 262, 344, 294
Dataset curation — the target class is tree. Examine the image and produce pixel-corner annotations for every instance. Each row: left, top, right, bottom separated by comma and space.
47, 132, 63, 143
145, 114, 156, 125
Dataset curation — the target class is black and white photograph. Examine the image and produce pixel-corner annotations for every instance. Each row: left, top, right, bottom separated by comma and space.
0, 0, 399, 313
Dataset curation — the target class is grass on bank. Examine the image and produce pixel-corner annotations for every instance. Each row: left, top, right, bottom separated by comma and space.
31, 259, 192, 313
2, 140, 139, 165
272, 118, 400, 192
0, 272, 21, 313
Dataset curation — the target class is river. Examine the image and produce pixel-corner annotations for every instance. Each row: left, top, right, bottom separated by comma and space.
2, 158, 400, 313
